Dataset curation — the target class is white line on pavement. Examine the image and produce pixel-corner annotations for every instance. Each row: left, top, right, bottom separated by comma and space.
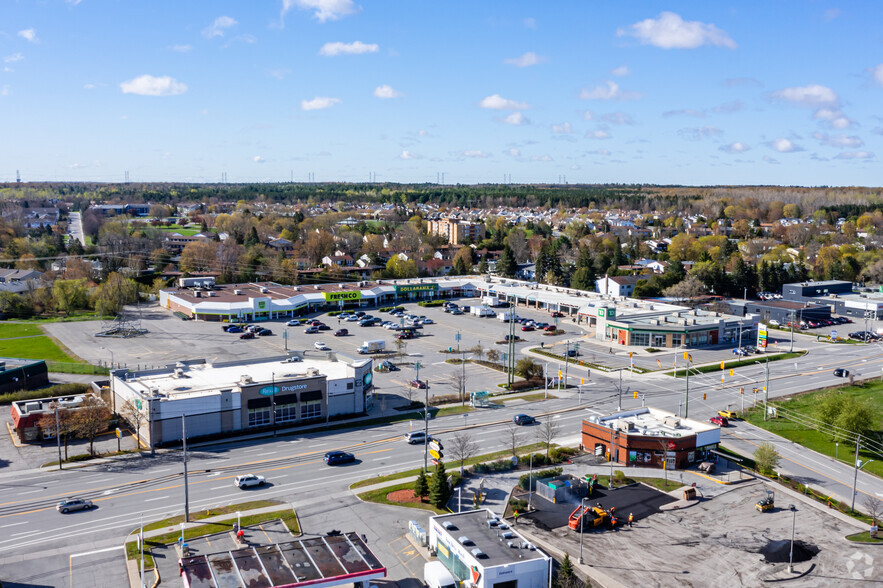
17, 489, 44, 495
70, 545, 125, 558
144, 496, 169, 502
0, 521, 28, 528
210, 485, 229, 491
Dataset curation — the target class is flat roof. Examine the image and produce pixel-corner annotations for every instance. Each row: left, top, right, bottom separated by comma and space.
609, 309, 748, 329
180, 532, 385, 588
120, 356, 365, 400
590, 407, 716, 437
433, 509, 547, 566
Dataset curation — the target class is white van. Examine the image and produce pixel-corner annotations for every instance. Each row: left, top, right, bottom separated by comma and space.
424, 562, 457, 588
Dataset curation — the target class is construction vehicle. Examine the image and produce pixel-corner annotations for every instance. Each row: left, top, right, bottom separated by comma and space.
568, 504, 609, 530
755, 490, 775, 512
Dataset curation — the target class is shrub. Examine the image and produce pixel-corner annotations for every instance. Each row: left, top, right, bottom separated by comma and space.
472, 459, 514, 474
509, 498, 528, 511
417, 300, 447, 307
0, 382, 91, 405
508, 379, 542, 392
550, 446, 578, 462
327, 311, 343, 316
613, 470, 626, 484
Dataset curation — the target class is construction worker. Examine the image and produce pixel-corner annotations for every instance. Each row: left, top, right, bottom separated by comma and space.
514, 510, 519, 525
610, 506, 615, 516
611, 516, 617, 529
628, 513, 634, 527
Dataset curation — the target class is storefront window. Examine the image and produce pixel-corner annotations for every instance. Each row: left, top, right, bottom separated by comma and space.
301, 399, 322, 419
275, 402, 297, 423
653, 334, 666, 347
248, 407, 270, 427
672, 334, 682, 346
631, 333, 650, 347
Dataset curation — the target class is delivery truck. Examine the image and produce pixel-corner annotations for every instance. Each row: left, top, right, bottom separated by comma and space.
357, 340, 386, 354
482, 295, 502, 307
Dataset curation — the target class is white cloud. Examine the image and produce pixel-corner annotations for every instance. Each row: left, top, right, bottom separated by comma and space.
617, 12, 736, 49
869, 64, 883, 86
502, 112, 528, 125
602, 112, 633, 125
813, 108, 854, 129
662, 108, 705, 118
587, 129, 611, 139
3, 53, 23, 63
202, 16, 237, 39
505, 148, 521, 157
720, 142, 750, 153
812, 132, 863, 148
373, 84, 402, 99
83, 83, 95, 90
480, 94, 529, 110
835, 151, 874, 160
463, 150, 488, 158
579, 81, 641, 101
301, 96, 341, 110
763, 155, 780, 164
590, 148, 611, 156
120, 75, 187, 96
583, 110, 594, 120
282, 0, 359, 24
172, 45, 192, 53
504, 51, 543, 67
610, 65, 630, 77
769, 137, 802, 152
713, 100, 744, 114
399, 150, 421, 160
531, 154, 552, 162
269, 68, 291, 80
872, 127, 883, 136
552, 122, 572, 134
18, 29, 38, 43
678, 126, 722, 140
253, 156, 266, 163
770, 84, 839, 106
319, 41, 378, 56
418, 129, 428, 136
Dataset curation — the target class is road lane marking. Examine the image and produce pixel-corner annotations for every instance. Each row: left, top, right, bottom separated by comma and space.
0, 521, 28, 528
210, 485, 229, 491
17, 489, 44, 495
144, 496, 169, 502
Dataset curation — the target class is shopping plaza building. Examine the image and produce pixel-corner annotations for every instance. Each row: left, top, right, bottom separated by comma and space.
159, 276, 756, 349
110, 354, 373, 448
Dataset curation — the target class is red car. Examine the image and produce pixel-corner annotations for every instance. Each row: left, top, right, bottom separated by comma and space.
544, 325, 557, 332
551, 311, 565, 318
521, 325, 535, 331
239, 332, 255, 340
409, 379, 427, 389
334, 329, 348, 336
710, 416, 729, 427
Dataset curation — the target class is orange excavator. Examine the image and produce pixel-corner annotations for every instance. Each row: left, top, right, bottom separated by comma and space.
568, 504, 609, 530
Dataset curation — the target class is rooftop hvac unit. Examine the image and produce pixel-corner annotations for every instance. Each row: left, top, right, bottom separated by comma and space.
502, 531, 514, 539
507, 541, 516, 548
442, 522, 457, 531
234, 289, 243, 295
457, 536, 473, 545
260, 287, 268, 293
470, 548, 486, 558
338, 283, 345, 288
240, 375, 253, 385
195, 291, 202, 298
293, 286, 300, 291
25, 402, 40, 413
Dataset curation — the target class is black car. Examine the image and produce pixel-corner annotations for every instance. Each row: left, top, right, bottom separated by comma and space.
565, 349, 579, 357
380, 360, 399, 371
317, 324, 332, 331
833, 368, 849, 378
257, 328, 272, 336
513, 414, 536, 426
324, 451, 355, 465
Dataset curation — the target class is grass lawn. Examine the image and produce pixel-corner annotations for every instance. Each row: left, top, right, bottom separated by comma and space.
666, 351, 806, 377
155, 227, 202, 236
742, 380, 883, 479
350, 442, 548, 490
436, 405, 472, 417
3, 312, 110, 324
125, 506, 298, 568
0, 333, 78, 362
634, 476, 685, 492
141, 500, 283, 533
0, 324, 44, 338
846, 531, 883, 543
356, 481, 446, 514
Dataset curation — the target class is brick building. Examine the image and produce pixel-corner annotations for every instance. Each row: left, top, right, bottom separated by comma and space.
581, 407, 720, 470
427, 219, 485, 245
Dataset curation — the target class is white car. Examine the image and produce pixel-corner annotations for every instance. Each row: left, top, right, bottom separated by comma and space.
314, 341, 330, 351
345, 315, 360, 322
422, 318, 435, 324
234, 474, 266, 489
286, 319, 301, 326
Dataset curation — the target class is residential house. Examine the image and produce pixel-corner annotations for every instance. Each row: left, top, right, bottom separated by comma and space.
595, 274, 648, 297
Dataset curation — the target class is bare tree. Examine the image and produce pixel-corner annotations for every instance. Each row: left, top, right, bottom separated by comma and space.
37, 404, 75, 460
401, 382, 416, 406
120, 398, 146, 452
393, 338, 408, 364
485, 349, 501, 364
448, 433, 479, 475
863, 495, 882, 525
448, 365, 468, 404
70, 396, 112, 457
469, 344, 485, 361
504, 422, 525, 457
535, 418, 560, 458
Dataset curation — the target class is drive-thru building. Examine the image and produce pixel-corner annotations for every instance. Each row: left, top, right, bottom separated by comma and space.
428, 509, 551, 588
111, 354, 373, 448
581, 407, 721, 469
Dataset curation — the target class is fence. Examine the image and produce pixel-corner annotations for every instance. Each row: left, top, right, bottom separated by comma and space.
46, 361, 109, 375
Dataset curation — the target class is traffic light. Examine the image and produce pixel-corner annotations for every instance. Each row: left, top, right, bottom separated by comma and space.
580, 378, 585, 385
633, 391, 638, 399
558, 370, 562, 378
740, 387, 744, 394
720, 361, 725, 370
730, 369, 734, 376
703, 393, 707, 400
629, 352, 633, 358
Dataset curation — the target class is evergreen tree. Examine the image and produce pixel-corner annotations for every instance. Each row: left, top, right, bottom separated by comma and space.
200, 219, 209, 233
414, 470, 429, 502
478, 255, 489, 275
452, 255, 468, 276
612, 237, 626, 266
497, 245, 517, 277
576, 246, 593, 271
557, 552, 575, 588
244, 226, 260, 247
570, 266, 596, 292
428, 461, 450, 509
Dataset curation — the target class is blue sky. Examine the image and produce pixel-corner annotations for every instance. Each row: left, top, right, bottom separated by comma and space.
1, 1, 882, 186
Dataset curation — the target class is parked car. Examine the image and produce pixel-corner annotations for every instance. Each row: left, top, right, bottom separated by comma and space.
256, 328, 272, 336
551, 311, 565, 318
710, 416, 729, 427
314, 341, 330, 351
286, 319, 302, 326
833, 368, 849, 377
409, 379, 427, 389
234, 474, 266, 489
226, 326, 243, 333
324, 451, 355, 465
513, 414, 536, 426
309, 320, 323, 326
317, 324, 331, 331
768, 320, 780, 327
565, 349, 579, 357
57, 497, 94, 513
334, 329, 348, 336
544, 325, 557, 332
450, 309, 464, 315
521, 325, 535, 332
240, 332, 255, 340
345, 315, 360, 322
379, 360, 399, 371
304, 326, 319, 334
422, 318, 435, 324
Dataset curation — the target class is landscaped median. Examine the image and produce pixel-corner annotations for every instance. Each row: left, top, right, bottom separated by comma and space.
124, 500, 298, 570
665, 350, 806, 377
529, 347, 652, 373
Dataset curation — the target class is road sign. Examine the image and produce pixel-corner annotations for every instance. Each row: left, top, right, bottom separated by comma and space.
575, 343, 580, 350
429, 449, 442, 460
115, 428, 121, 438
429, 441, 441, 452
455, 333, 461, 342
431, 458, 439, 466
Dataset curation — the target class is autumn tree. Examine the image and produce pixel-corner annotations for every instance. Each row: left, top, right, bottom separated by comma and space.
70, 396, 112, 457
53, 278, 89, 316
120, 398, 146, 451
37, 404, 75, 461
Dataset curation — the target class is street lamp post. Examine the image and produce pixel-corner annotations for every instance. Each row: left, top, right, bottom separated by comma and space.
182, 414, 189, 522
788, 504, 797, 573
100, 346, 114, 369
851, 437, 875, 511
578, 496, 587, 564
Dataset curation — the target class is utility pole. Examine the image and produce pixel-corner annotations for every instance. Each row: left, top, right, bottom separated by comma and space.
182, 414, 190, 522
460, 349, 467, 406
617, 368, 623, 410
563, 341, 570, 391
763, 357, 770, 421
789, 309, 795, 353
851, 437, 862, 512
424, 380, 430, 473
684, 353, 691, 419
507, 312, 516, 387
55, 404, 62, 470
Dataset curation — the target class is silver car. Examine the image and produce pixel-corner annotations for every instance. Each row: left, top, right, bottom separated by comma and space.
57, 497, 94, 513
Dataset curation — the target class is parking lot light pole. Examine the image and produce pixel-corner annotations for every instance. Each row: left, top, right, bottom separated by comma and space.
100, 346, 114, 369
852, 438, 874, 512
182, 414, 189, 522
578, 496, 587, 564
788, 504, 797, 573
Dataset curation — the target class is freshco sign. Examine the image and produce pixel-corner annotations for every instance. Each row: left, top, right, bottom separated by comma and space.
324, 291, 361, 302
